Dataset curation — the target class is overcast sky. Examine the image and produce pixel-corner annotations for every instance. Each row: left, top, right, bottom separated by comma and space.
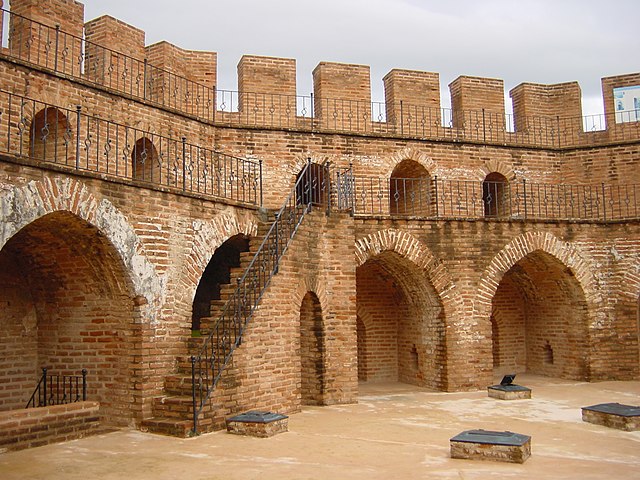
76, 0, 640, 116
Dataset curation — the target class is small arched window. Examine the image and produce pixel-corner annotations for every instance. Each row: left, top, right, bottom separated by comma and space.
30, 107, 72, 163
131, 137, 160, 182
482, 172, 509, 217
389, 160, 431, 217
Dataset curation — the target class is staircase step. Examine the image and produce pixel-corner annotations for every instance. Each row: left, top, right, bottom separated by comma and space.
141, 417, 194, 438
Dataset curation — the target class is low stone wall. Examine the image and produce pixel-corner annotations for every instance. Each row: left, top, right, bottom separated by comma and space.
0, 402, 101, 452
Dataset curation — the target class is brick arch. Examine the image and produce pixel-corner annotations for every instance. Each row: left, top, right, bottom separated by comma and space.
181, 212, 259, 310
477, 159, 517, 182
386, 147, 435, 178
294, 275, 329, 313
476, 231, 600, 323
291, 153, 332, 175
0, 176, 163, 320
355, 229, 457, 305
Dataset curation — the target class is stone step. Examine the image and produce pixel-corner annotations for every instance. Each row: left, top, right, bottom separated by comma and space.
140, 417, 194, 438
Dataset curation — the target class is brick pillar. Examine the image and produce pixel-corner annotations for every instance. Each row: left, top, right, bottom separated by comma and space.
313, 62, 371, 132
383, 69, 440, 132
84, 16, 146, 94
8, 0, 84, 74
237, 55, 297, 126
510, 82, 582, 135
449, 75, 505, 131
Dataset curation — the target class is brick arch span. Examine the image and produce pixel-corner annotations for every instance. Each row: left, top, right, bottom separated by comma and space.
178, 211, 258, 316
0, 176, 163, 321
356, 229, 460, 390
477, 159, 517, 182
386, 147, 435, 178
476, 231, 599, 322
355, 229, 459, 308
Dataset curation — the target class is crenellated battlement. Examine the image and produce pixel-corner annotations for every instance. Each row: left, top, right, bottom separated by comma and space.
1, 0, 638, 147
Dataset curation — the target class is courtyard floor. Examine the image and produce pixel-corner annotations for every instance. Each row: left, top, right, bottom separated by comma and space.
1, 374, 639, 479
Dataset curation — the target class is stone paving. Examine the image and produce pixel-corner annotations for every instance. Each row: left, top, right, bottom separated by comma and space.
1, 375, 639, 479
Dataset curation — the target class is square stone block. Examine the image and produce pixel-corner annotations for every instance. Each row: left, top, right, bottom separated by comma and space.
488, 384, 531, 400
450, 429, 531, 464
582, 403, 640, 431
226, 411, 289, 438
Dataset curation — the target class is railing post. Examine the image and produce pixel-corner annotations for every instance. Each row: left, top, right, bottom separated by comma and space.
259, 159, 263, 207
522, 179, 528, 220
325, 161, 331, 216
602, 182, 607, 221
82, 369, 87, 401
42, 367, 48, 407
482, 108, 486, 143
75, 105, 81, 169
433, 175, 439, 218
191, 356, 198, 435
143, 59, 148, 100
54, 25, 60, 72
181, 136, 187, 191
310, 92, 314, 130
274, 213, 280, 274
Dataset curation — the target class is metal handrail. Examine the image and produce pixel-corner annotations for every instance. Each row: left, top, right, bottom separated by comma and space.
0, 89, 262, 206
2, 7, 638, 148
1, 7, 215, 120
190, 159, 329, 434
25, 368, 87, 408
338, 175, 640, 221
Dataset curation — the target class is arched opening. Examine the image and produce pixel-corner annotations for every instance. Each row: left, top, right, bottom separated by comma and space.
30, 107, 72, 163
191, 234, 251, 333
299, 291, 324, 405
389, 160, 431, 217
0, 212, 136, 425
482, 172, 509, 217
296, 162, 327, 207
356, 251, 445, 390
491, 250, 589, 380
131, 137, 160, 182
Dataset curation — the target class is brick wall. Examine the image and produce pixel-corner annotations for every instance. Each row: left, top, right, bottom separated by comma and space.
449, 75, 505, 130
0, 401, 100, 452
510, 82, 582, 133
313, 62, 372, 132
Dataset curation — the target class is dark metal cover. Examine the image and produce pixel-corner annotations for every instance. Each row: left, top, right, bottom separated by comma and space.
488, 384, 531, 392
450, 429, 531, 446
227, 411, 289, 424
582, 403, 640, 417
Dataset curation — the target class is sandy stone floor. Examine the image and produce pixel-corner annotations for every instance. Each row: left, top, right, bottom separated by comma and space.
1, 374, 639, 479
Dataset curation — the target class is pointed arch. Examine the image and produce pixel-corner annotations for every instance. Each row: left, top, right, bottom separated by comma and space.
179, 212, 258, 320
476, 231, 600, 322
0, 177, 163, 321
386, 147, 436, 178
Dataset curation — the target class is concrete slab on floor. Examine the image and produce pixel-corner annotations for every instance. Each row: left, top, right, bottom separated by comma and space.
1, 374, 639, 479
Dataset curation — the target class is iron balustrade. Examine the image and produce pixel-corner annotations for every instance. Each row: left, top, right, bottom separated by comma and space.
191, 160, 329, 434
0, 8, 215, 120
337, 172, 640, 221
0, 89, 262, 206
1, 7, 638, 148
25, 368, 87, 408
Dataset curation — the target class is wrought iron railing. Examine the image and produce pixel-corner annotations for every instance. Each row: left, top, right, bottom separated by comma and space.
190, 160, 329, 434
0, 89, 262, 205
1, 8, 215, 120
2, 8, 638, 149
25, 368, 87, 408
338, 172, 640, 221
